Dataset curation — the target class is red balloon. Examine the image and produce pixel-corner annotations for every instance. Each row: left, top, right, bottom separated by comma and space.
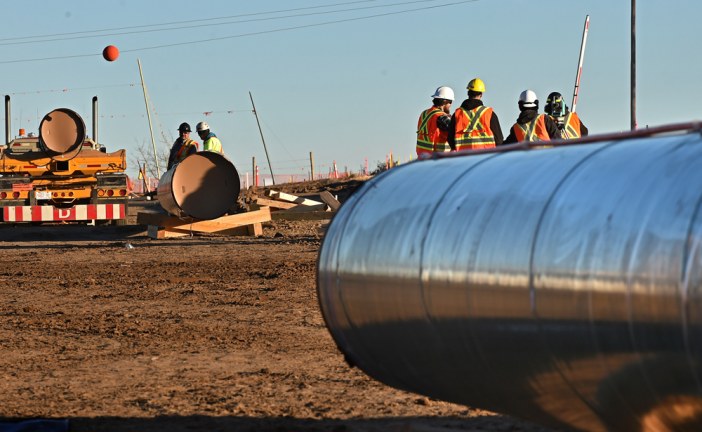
102, 45, 119, 62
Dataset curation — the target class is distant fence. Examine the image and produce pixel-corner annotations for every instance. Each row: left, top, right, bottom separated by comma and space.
129, 170, 362, 194
238, 170, 359, 189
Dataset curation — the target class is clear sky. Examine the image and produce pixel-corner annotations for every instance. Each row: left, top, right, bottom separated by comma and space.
2, 0, 700, 180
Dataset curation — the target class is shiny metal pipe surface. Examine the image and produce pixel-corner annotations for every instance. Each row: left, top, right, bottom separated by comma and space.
318, 131, 702, 432
158, 151, 240, 220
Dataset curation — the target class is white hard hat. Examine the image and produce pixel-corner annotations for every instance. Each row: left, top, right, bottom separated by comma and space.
196, 121, 210, 132
431, 86, 454, 101
519, 90, 538, 108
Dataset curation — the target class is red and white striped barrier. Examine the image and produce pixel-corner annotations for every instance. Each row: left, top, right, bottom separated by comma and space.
2, 204, 125, 222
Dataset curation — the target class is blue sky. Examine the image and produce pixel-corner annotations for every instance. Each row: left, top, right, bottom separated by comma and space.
2, 0, 700, 179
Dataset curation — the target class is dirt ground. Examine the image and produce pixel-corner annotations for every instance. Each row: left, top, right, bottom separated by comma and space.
0, 179, 558, 432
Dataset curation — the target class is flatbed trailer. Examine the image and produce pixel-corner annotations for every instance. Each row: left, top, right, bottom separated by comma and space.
0, 96, 129, 224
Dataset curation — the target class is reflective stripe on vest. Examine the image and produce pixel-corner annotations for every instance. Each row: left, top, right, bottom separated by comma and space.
454, 105, 495, 150
513, 114, 550, 142
416, 108, 448, 155
563, 112, 581, 139
175, 139, 198, 161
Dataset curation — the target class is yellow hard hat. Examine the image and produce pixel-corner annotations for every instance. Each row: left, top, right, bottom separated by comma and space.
467, 78, 486, 93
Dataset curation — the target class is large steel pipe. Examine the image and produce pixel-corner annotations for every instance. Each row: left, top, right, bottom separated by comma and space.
38, 108, 86, 154
318, 130, 702, 432
157, 151, 240, 220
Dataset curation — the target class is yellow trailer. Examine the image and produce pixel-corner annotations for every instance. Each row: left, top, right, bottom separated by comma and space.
0, 97, 129, 224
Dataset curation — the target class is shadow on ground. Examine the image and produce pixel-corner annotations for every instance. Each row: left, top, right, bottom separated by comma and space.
0, 415, 558, 432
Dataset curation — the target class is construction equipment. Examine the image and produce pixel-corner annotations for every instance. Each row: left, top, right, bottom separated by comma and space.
0, 96, 129, 224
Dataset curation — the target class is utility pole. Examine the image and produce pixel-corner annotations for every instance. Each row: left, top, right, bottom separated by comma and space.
309, 151, 315, 181
137, 59, 161, 178
631, 0, 637, 130
249, 92, 275, 185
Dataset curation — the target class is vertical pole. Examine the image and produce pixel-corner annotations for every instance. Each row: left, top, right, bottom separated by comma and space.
92, 96, 99, 145
5, 95, 11, 145
137, 59, 161, 178
630, 0, 637, 130
309, 151, 315, 181
571, 15, 590, 112
141, 163, 150, 194
252, 156, 257, 187
249, 92, 275, 185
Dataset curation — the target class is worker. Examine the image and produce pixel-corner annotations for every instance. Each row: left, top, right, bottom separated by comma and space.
448, 78, 504, 151
503, 90, 560, 144
167, 122, 199, 170
196, 121, 223, 153
416, 86, 454, 157
544, 91, 589, 139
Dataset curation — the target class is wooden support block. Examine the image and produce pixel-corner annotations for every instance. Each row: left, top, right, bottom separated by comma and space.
255, 197, 297, 210
319, 190, 341, 211
138, 211, 193, 227
187, 207, 271, 232
267, 190, 324, 206
147, 225, 190, 239
282, 203, 327, 213
140, 207, 271, 238
247, 222, 263, 236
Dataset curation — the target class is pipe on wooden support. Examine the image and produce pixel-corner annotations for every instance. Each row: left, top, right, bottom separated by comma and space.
318, 128, 702, 431
157, 151, 240, 220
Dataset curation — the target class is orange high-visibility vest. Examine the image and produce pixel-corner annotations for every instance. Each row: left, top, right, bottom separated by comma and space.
453, 105, 495, 151
512, 114, 551, 143
562, 112, 582, 139
416, 107, 450, 156
175, 139, 199, 162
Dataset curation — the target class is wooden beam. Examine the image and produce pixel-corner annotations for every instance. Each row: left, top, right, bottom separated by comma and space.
147, 225, 189, 239
267, 190, 323, 206
319, 190, 341, 211
141, 207, 271, 239
137, 211, 192, 226
255, 197, 297, 210
138, 207, 271, 230
282, 203, 327, 213
184, 207, 271, 232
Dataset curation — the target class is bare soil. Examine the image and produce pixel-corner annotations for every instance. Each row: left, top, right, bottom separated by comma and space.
0, 179, 556, 432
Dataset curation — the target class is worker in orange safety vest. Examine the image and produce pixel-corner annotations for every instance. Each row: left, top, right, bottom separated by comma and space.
448, 78, 504, 151
167, 122, 199, 170
503, 90, 560, 144
416, 86, 454, 157
545, 91, 589, 139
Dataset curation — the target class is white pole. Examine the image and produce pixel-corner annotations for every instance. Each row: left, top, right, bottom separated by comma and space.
571, 15, 590, 113
137, 58, 161, 178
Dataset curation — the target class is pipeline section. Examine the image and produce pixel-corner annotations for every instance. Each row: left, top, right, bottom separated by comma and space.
157, 151, 240, 220
318, 130, 702, 432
